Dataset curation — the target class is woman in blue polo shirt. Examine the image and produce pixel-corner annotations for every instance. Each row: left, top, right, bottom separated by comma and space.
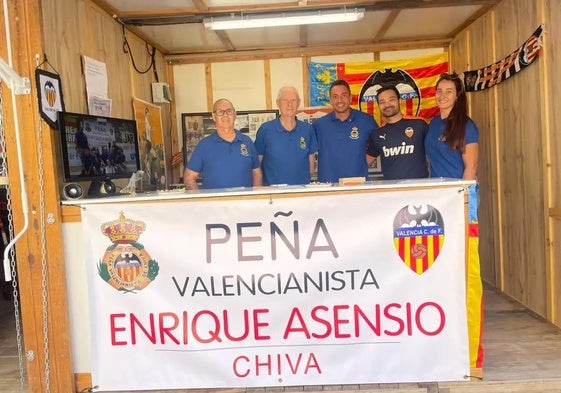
425, 72, 479, 180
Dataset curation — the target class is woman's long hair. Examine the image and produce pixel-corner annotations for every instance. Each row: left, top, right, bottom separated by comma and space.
437, 73, 468, 151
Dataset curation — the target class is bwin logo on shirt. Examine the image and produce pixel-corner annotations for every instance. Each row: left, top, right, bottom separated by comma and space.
383, 142, 415, 157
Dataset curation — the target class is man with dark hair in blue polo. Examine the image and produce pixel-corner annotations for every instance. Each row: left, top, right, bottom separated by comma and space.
366, 85, 429, 180
313, 79, 377, 183
255, 86, 317, 185
184, 98, 262, 190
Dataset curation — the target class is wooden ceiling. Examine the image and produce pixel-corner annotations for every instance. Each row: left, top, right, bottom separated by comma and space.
91, 0, 501, 63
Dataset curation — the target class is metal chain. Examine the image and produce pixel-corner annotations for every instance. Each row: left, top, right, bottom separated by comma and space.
0, 79, 26, 389
37, 109, 51, 392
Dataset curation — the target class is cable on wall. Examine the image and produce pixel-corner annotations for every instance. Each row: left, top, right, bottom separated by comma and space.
115, 16, 156, 75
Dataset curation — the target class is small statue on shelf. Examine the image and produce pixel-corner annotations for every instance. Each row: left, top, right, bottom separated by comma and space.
121, 170, 144, 194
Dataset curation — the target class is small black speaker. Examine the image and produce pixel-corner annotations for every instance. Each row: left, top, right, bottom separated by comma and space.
103, 180, 117, 194
62, 183, 84, 200
87, 179, 117, 197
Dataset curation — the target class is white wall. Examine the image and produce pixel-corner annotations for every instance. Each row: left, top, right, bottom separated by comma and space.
269, 58, 304, 105
172, 48, 444, 165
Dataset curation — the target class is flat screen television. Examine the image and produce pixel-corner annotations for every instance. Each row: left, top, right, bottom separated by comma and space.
58, 111, 141, 197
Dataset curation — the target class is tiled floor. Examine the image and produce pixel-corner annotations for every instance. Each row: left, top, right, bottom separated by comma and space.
2, 285, 561, 392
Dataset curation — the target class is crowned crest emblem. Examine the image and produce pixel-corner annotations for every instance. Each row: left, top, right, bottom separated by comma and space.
299, 136, 307, 149
349, 127, 359, 139
240, 143, 249, 156
98, 212, 159, 293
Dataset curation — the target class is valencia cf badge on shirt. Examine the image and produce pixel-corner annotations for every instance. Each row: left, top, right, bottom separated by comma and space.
405, 127, 414, 138
349, 127, 359, 139
240, 143, 249, 156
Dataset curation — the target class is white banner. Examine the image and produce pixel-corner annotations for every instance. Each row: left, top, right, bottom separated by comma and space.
81, 187, 469, 391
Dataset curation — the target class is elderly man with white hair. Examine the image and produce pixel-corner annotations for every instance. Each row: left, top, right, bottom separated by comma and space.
255, 86, 318, 185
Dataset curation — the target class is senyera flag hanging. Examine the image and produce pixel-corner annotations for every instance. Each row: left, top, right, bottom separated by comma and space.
309, 52, 448, 124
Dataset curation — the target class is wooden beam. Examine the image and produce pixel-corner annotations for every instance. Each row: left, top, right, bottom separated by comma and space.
165, 37, 451, 64
374, 9, 400, 42
101, 1, 502, 19
214, 30, 236, 51
551, 208, 561, 220
205, 63, 213, 110
192, 0, 209, 12
299, 25, 308, 47
448, 4, 498, 38
302, 56, 310, 107
264, 60, 272, 109
166, 62, 181, 183
1, 1, 74, 392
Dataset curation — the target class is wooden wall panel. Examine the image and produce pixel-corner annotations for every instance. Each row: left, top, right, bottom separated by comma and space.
40, 0, 172, 187
31, 0, 174, 387
493, 0, 547, 315
41, 0, 169, 118
448, 30, 467, 73
41, 0, 88, 113
466, 14, 500, 287
449, 0, 555, 322
2, 0, 75, 391
553, 219, 561, 324
544, 0, 561, 324
84, 2, 133, 118
545, 0, 561, 209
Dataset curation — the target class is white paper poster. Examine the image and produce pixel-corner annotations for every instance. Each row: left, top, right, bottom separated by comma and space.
82, 55, 110, 115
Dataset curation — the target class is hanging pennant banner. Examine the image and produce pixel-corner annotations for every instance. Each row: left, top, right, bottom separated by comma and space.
35, 68, 65, 129
461, 25, 544, 92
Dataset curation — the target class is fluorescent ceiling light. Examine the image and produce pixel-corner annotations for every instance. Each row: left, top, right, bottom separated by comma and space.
203, 7, 365, 30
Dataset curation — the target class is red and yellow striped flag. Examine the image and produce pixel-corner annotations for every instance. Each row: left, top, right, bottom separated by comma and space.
309, 52, 449, 123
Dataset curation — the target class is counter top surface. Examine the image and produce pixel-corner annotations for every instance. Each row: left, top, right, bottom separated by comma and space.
61, 178, 475, 206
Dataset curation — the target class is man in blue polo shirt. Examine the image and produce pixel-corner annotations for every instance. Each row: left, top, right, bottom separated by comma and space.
313, 79, 377, 183
255, 86, 317, 185
184, 98, 262, 189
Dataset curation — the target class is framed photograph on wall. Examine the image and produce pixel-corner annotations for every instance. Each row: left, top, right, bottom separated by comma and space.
181, 109, 279, 166
295, 107, 331, 124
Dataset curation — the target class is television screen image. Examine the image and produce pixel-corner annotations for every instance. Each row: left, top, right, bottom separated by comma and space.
58, 112, 141, 196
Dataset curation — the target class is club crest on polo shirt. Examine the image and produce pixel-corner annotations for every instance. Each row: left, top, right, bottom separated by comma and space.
299, 136, 307, 149
349, 127, 359, 139
240, 143, 249, 156
405, 127, 414, 138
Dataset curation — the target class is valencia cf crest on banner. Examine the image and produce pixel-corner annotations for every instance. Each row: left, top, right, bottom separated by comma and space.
393, 204, 445, 275
35, 68, 65, 128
